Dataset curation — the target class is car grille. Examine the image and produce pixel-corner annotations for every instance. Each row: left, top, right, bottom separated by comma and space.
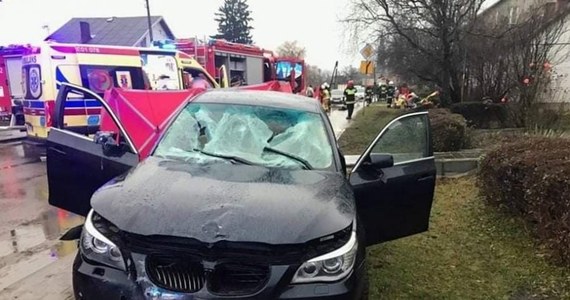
209, 263, 270, 295
146, 256, 205, 293
146, 256, 269, 295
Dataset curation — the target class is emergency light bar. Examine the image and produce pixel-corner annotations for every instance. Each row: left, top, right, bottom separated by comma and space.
152, 40, 176, 50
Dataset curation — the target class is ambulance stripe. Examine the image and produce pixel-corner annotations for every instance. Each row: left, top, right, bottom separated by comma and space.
63, 108, 101, 116
50, 45, 139, 56
23, 99, 102, 108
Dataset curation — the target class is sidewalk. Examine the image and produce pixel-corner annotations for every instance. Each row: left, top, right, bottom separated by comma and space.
328, 101, 365, 139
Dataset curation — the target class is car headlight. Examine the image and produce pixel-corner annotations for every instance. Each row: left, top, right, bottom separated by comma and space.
80, 210, 126, 271
292, 230, 358, 284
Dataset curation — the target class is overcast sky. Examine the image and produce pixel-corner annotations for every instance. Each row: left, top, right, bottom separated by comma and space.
0, 0, 499, 71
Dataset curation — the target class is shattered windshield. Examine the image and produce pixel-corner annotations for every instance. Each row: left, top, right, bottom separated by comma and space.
154, 103, 334, 170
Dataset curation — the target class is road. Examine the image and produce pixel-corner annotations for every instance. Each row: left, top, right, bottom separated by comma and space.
0, 103, 364, 300
0, 141, 82, 299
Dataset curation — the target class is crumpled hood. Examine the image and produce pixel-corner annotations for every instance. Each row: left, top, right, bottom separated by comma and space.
91, 157, 355, 245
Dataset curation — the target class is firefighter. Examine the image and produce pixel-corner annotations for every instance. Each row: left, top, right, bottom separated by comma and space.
379, 80, 388, 102
320, 83, 331, 114
344, 80, 358, 120
386, 81, 395, 107
365, 85, 374, 106
306, 85, 315, 98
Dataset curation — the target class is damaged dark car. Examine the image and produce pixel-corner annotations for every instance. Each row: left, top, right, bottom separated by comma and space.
47, 83, 436, 299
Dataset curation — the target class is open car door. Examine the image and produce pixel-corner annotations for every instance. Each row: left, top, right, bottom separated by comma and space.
47, 83, 138, 217
350, 111, 436, 246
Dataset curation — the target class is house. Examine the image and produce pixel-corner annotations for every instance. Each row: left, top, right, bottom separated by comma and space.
481, 0, 570, 104
45, 16, 175, 48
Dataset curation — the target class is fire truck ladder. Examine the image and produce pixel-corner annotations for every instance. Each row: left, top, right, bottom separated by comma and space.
192, 35, 209, 67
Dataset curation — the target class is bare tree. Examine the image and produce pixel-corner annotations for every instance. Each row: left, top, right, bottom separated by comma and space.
306, 65, 332, 87
343, 0, 485, 104
466, 5, 569, 126
276, 40, 306, 58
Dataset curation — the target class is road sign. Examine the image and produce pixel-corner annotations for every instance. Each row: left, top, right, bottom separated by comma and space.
359, 61, 374, 75
360, 44, 374, 60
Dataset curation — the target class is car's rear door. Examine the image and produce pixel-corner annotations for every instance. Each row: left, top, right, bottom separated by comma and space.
47, 83, 138, 217
349, 111, 436, 246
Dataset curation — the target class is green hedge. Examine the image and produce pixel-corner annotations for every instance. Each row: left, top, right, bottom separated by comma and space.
478, 137, 570, 266
450, 102, 509, 129
429, 109, 470, 152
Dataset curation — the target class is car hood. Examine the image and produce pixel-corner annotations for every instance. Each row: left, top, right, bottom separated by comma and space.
91, 157, 355, 245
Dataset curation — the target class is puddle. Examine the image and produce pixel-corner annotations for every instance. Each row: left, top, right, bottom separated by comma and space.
0, 142, 84, 291
0, 209, 84, 258
0, 209, 84, 290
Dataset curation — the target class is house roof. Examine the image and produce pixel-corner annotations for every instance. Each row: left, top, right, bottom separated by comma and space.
45, 16, 175, 46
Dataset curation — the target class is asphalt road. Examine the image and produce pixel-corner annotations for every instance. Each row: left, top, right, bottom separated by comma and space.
0, 102, 364, 299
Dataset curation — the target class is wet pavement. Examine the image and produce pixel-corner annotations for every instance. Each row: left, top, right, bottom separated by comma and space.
0, 106, 361, 299
0, 142, 82, 299
0, 129, 27, 143
329, 101, 364, 139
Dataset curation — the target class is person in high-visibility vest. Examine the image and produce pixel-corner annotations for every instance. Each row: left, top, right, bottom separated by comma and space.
344, 80, 358, 120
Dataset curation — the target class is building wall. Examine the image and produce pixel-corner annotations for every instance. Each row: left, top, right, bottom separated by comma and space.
482, 0, 570, 103
545, 13, 570, 102
136, 23, 172, 47
483, 0, 558, 25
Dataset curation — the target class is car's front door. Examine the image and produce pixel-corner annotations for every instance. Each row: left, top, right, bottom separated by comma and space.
47, 83, 138, 217
350, 111, 436, 246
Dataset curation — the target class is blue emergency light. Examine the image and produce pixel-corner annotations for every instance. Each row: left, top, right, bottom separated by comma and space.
152, 40, 176, 50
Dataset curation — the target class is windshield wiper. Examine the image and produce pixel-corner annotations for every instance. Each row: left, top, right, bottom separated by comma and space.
264, 147, 313, 170
192, 148, 258, 166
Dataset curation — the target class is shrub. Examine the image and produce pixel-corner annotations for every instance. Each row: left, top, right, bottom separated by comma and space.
450, 101, 510, 129
478, 137, 570, 266
428, 109, 470, 152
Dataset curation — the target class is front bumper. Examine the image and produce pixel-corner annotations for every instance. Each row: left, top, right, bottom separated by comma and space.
72, 252, 366, 300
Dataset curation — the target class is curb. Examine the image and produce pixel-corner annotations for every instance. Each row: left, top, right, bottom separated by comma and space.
0, 136, 26, 143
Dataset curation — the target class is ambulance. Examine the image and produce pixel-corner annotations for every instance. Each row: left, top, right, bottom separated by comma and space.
21, 42, 219, 147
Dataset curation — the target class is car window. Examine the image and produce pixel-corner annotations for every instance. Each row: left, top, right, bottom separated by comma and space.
154, 103, 334, 170
370, 114, 429, 164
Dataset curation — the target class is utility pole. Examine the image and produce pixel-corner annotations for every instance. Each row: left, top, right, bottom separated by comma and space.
145, 0, 154, 43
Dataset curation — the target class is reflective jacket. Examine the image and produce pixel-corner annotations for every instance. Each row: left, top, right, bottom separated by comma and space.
344, 87, 357, 104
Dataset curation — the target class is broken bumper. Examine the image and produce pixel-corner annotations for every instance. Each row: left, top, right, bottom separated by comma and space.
72, 252, 366, 300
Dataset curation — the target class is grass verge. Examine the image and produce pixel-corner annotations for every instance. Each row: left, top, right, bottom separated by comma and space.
367, 178, 570, 299
337, 104, 400, 155
340, 105, 569, 298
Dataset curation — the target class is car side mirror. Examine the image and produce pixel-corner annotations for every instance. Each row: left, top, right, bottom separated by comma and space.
94, 131, 125, 157
366, 154, 394, 169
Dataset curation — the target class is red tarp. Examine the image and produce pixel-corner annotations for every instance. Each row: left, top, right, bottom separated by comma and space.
100, 88, 205, 159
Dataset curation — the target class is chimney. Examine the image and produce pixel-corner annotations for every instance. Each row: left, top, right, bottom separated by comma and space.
80, 21, 92, 43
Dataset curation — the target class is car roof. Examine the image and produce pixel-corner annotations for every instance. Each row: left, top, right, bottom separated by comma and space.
192, 90, 322, 113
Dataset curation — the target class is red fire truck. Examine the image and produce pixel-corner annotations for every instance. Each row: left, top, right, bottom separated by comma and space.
167, 38, 307, 94
0, 45, 27, 126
